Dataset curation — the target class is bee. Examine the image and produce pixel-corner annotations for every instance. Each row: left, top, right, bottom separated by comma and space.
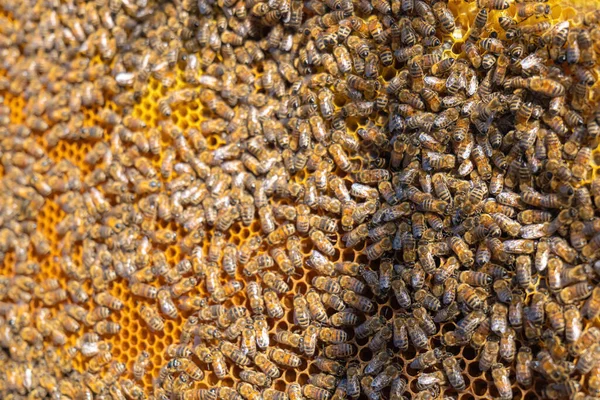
284, 236, 303, 271
480, 38, 505, 54
239, 370, 270, 388
469, 39, 491, 69
129, 282, 158, 299
170, 277, 197, 298
583, 287, 600, 320
258, 205, 276, 234
365, 237, 393, 261
221, 341, 251, 367
261, 270, 289, 294
372, 364, 401, 392
410, 348, 444, 370
236, 382, 262, 400
306, 289, 328, 323
275, 204, 298, 222
66, 280, 88, 304
206, 348, 227, 380
246, 282, 265, 315
219, 244, 238, 277
479, 340, 500, 372
318, 327, 349, 344
413, 306, 437, 337
254, 352, 280, 378
404, 317, 428, 350
139, 305, 164, 332
329, 143, 354, 172
237, 323, 257, 358
310, 214, 338, 234
509, 346, 533, 389
343, 224, 369, 248
176, 359, 203, 382
267, 223, 296, 245
310, 229, 336, 257
342, 289, 375, 313
283, 383, 304, 400
166, 344, 193, 359
576, 343, 600, 375
564, 305, 583, 344
302, 323, 320, 358
293, 294, 311, 328
449, 236, 474, 266
260, 388, 290, 400
307, 250, 335, 276
310, 358, 344, 381
431, 1, 455, 33
442, 357, 466, 391
527, 77, 565, 98
310, 277, 341, 295
274, 330, 302, 349
491, 364, 512, 400
238, 237, 262, 265
157, 289, 179, 319
413, 289, 440, 312
571, 327, 600, 359
179, 316, 199, 345
264, 289, 284, 319
94, 321, 121, 335
559, 282, 594, 304
302, 384, 330, 400
267, 347, 302, 368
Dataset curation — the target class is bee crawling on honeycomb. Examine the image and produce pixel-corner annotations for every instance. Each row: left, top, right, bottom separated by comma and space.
0, 0, 599, 398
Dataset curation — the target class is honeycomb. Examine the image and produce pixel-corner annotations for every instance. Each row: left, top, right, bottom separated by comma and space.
0, 0, 599, 399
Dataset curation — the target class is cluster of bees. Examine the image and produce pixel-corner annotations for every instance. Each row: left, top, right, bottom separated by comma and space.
0, 0, 599, 398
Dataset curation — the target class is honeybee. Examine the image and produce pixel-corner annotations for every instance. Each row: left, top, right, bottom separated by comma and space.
293, 321, 317, 358
238, 370, 270, 389
564, 305, 583, 344
410, 348, 444, 370
274, 330, 302, 350
139, 305, 164, 332
254, 315, 269, 350
95, 321, 121, 335
300, 383, 330, 400
290, 294, 311, 329
448, 236, 474, 266
244, 282, 264, 315
310, 229, 336, 257
267, 347, 302, 368
170, 277, 197, 298
267, 223, 296, 245
559, 282, 594, 304
220, 341, 251, 367
157, 289, 179, 319
490, 364, 512, 400
479, 340, 500, 372
209, 349, 228, 380
343, 223, 369, 248
264, 289, 284, 319
166, 343, 193, 360
442, 357, 466, 391
254, 352, 280, 378
66, 280, 89, 304
582, 287, 600, 320
261, 270, 289, 294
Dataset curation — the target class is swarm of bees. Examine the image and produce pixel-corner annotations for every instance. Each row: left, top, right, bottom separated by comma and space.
0, 0, 599, 398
